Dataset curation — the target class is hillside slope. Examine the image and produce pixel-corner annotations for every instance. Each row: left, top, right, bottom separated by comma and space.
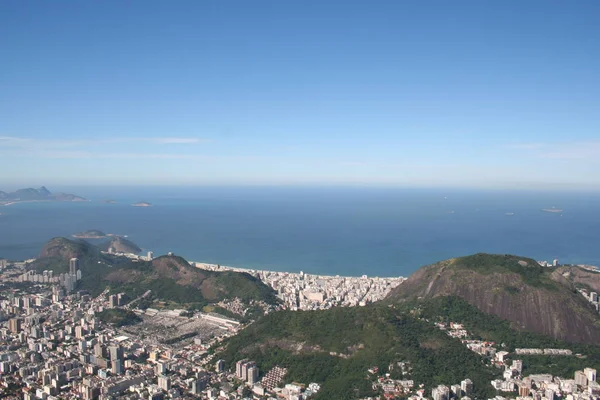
385, 253, 600, 344
32, 238, 278, 310
556, 265, 600, 293
219, 305, 499, 399
100, 254, 278, 306
0, 186, 86, 203
98, 236, 142, 254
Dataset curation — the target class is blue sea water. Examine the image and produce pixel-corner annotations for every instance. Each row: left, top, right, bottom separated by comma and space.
0, 186, 599, 277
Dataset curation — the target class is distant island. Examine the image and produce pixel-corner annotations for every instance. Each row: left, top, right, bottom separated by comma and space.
72, 229, 108, 239
103, 200, 116, 204
132, 201, 152, 207
542, 208, 563, 213
0, 186, 87, 206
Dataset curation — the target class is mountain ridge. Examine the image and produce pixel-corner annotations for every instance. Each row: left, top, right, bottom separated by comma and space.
385, 253, 600, 344
0, 186, 86, 204
32, 237, 278, 311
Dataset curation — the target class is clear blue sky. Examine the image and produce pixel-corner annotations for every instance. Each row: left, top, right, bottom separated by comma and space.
1, 1, 599, 189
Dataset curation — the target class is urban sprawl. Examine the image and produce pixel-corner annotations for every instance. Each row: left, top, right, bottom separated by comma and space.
0, 254, 599, 400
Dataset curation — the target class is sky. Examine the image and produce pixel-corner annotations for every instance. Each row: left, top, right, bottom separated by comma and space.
1, 1, 599, 189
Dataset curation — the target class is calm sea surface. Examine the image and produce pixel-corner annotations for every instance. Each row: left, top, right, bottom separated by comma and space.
1, 187, 599, 277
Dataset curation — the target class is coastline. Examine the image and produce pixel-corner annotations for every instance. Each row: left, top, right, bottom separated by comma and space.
2, 199, 89, 207
190, 260, 405, 279
2, 200, 53, 206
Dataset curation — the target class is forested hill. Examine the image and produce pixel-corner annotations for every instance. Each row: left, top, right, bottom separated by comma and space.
218, 296, 600, 400
30, 237, 278, 311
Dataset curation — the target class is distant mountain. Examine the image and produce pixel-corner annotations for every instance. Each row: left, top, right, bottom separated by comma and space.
98, 236, 141, 254
0, 186, 86, 204
31, 237, 278, 311
72, 229, 107, 239
385, 253, 600, 344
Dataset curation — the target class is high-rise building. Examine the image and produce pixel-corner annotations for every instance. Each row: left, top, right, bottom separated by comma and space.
242, 361, 256, 381
70, 258, 80, 275
22, 297, 31, 309
109, 345, 123, 361
111, 359, 123, 375
451, 384, 462, 398
158, 375, 171, 391
109, 295, 119, 308
460, 379, 473, 395
75, 326, 84, 339
9, 318, 21, 334
545, 389, 555, 400
156, 362, 167, 375
432, 385, 450, 400
247, 366, 259, 385
236, 359, 248, 379
585, 368, 597, 384
192, 372, 210, 393
552, 259, 559, 267
147, 251, 154, 260
0, 259, 7, 269
591, 292, 599, 303
64, 274, 74, 292
575, 370, 588, 387
216, 359, 225, 373
94, 343, 105, 358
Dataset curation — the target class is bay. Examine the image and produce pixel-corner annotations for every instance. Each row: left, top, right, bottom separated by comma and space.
0, 186, 598, 277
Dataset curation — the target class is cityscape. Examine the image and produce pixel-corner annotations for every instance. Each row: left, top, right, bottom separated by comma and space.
1, 252, 600, 400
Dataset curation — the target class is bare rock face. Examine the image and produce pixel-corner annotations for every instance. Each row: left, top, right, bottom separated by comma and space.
38, 237, 97, 260
386, 253, 600, 345
556, 266, 600, 293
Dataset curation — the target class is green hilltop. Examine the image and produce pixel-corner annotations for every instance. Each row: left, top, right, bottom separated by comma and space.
218, 297, 600, 400
31, 237, 278, 312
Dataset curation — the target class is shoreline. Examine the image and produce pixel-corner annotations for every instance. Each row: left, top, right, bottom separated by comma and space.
190, 260, 405, 279
2, 199, 89, 207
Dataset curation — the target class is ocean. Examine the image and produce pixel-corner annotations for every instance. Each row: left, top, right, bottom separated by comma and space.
0, 186, 599, 277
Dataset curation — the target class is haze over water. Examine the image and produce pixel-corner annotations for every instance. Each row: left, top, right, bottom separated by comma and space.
0, 187, 598, 277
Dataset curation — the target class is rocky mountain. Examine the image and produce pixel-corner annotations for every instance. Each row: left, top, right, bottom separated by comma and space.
0, 186, 86, 203
385, 253, 600, 344
98, 236, 142, 254
38, 237, 99, 261
556, 265, 600, 293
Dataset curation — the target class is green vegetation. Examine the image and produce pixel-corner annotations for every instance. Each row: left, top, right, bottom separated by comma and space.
219, 305, 499, 400
73, 229, 106, 238
504, 285, 520, 295
32, 238, 278, 313
452, 254, 556, 289
213, 271, 277, 303
96, 308, 141, 327
220, 296, 600, 399
404, 296, 600, 375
